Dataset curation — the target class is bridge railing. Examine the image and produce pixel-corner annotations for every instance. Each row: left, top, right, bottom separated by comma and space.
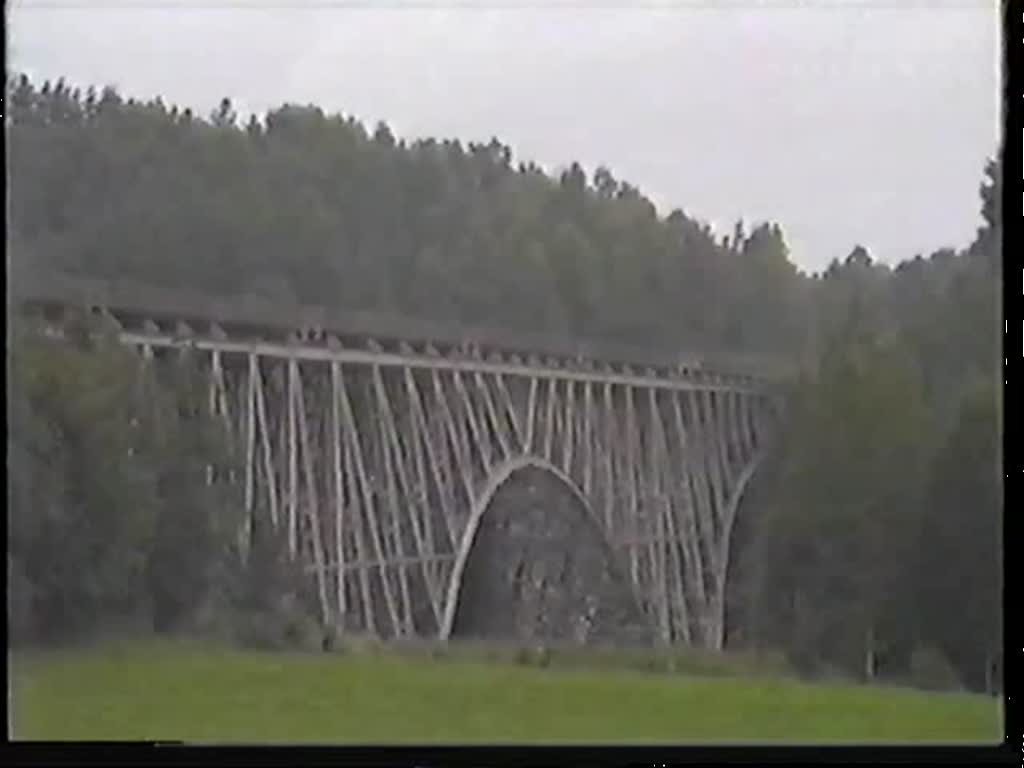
10, 266, 796, 383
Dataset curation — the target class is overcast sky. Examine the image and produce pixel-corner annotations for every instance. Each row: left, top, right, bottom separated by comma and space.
8, 0, 1001, 273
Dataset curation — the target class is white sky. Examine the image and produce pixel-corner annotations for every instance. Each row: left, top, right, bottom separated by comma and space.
7, 0, 1002, 273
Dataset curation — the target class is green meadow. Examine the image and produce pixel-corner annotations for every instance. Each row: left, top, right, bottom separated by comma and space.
10, 638, 1001, 744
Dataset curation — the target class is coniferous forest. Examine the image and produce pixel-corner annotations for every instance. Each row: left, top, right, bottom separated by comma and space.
6, 74, 1003, 693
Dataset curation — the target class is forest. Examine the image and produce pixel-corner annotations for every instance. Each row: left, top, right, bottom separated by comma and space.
6, 74, 1003, 694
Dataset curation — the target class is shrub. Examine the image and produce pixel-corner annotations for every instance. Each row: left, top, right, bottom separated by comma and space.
282, 612, 324, 652
229, 596, 324, 653
513, 646, 533, 666
909, 647, 961, 691
8, 555, 35, 646
233, 610, 287, 650
334, 631, 383, 656
534, 645, 551, 668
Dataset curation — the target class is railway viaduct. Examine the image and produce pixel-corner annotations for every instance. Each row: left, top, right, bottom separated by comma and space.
13, 269, 786, 651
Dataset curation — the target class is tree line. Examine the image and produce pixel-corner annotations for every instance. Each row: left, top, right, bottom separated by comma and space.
8, 311, 324, 649
734, 155, 1001, 693
6, 74, 1002, 692
7, 75, 808, 361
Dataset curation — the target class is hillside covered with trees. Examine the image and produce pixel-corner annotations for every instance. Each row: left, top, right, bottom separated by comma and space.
6, 74, 1003, 693
7, 75, 811, 364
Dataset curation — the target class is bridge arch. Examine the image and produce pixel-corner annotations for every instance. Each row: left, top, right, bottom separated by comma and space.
717, 449, 768, 649
720, 449, 766, 562
439, 455, 651, 645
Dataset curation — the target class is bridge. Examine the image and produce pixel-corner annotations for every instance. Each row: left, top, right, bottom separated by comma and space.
13, 268, 786, 651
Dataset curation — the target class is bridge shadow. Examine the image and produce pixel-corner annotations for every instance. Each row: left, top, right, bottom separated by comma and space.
441, 457, 653, 648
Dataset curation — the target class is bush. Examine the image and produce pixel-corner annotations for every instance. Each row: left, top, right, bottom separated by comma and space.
233, 610, 287, 650
282, 612, 325, 652
909, 647, 961, 691
229, 592, 324, 653
428, 638, 794, 680
333, 630, 382, 656
534, 645, 551, 668
8, 555, 35, 645
513, 646, 533, 666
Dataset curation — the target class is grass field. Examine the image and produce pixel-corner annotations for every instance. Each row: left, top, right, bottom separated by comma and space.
9, 638, 1002, 744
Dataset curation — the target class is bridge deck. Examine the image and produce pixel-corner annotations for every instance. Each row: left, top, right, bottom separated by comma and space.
10, 267, 790, 387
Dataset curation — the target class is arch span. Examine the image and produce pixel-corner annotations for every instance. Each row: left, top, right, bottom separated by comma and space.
439, 455, 651, 645
723, 449, 767, 546
716, 448, 768, 649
